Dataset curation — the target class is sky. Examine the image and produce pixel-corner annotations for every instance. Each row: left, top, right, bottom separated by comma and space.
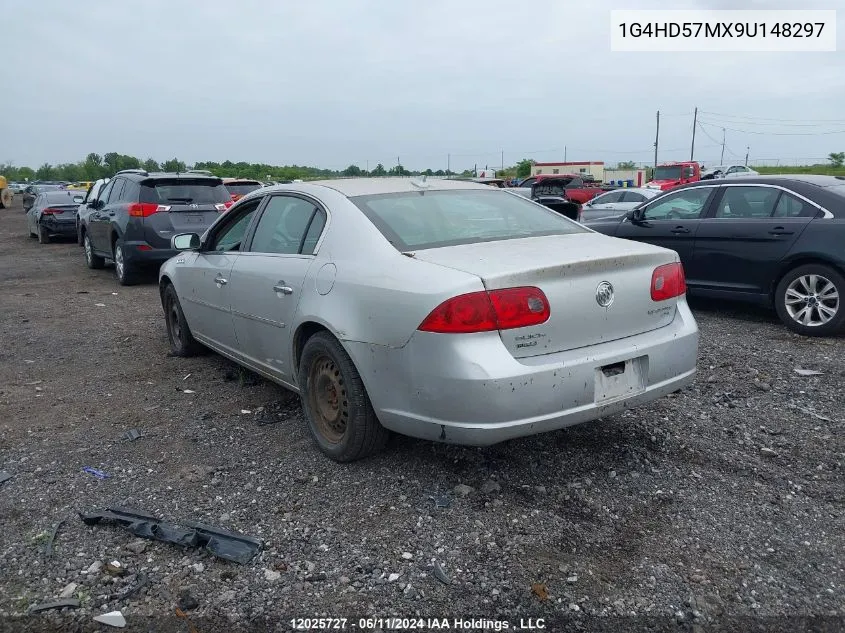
3, 0, 844, 172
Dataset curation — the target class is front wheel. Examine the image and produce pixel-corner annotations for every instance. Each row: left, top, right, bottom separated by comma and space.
775, 264, 844, 337
298, 331, 389, 462
84, 233, 105, 269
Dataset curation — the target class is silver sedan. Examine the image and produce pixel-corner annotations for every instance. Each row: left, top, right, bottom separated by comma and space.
159, 178, 699, 462
578, 187, 660, 222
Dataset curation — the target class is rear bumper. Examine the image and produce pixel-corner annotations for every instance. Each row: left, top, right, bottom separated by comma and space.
345, 301, 699, 446
123, 242, 180, 267
41, 219, 77, 236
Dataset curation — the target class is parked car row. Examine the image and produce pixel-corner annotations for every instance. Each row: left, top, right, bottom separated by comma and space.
18, 175, 701, 463
582, 175, 845, 337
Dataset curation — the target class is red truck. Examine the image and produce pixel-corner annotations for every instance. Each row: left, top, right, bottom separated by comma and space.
521, 174, 616, 205
645, 161, 701, 191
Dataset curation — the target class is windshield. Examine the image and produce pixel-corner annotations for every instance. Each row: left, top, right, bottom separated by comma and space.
653, 166, 682, 181
140, 179, 230, 204
225, 182, 262, 196
35, 185, 62, 193
351, 189, 587, 251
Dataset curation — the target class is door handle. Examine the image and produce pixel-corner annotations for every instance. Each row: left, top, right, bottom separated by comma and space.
214, 274, 228, 286
670, 226, 690, 234
273, 282, 293, 295
768, 227, 794, 235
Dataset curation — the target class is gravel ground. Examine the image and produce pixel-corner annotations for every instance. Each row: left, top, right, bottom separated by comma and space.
0, 196, 843, 633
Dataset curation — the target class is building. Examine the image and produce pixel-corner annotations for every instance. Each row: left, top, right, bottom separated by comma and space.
532, 161, 604, 180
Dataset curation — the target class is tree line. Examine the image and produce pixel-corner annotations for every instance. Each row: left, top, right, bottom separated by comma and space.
1, 152, 539, 183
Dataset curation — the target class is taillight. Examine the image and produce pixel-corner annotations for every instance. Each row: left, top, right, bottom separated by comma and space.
651, 262, 686, 301
215, 201, 234, 212
418, 287, 550, 333
41, 207, 59, 215
128, 203, 171, 218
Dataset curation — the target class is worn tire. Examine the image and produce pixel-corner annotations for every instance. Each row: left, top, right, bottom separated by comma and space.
775, 263, 845, 337
163, 283, 202, 357
0, 188, 12, 208
298, 331, 389, 462
113, 238, 138, 286
37, 223, 50, 244
84, 233, 105, 269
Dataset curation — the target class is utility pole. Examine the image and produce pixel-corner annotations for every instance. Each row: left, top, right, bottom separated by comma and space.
447, 153, 450, 174
397, 156, 401, 176
366, 160, 369, 175
720, 129, 726, 164
690, 107, 698, 161
564, 146, 567, 162
745, 146, 750, 166
501, 150, 504, 172
654, 110, 660, 168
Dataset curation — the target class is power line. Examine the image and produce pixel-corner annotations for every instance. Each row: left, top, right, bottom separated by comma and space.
696, 123, 742, 160
698, 120, 845, 137
699, 110, 845, 124
698, 117, 845, 129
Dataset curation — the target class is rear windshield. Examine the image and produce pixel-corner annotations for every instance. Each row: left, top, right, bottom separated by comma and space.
351, 189, 587, 251
44, 191, 82, 205
140, 179, 230, 204
225, 182, 262, 196
35, 185, 62, 193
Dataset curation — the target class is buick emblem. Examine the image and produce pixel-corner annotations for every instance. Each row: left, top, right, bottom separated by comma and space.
189, 203, 198, 209
596, 281, 614, 308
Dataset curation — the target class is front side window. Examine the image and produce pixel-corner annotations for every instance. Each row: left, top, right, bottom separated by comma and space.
97, 180, 115, 204
641, 187, 713, 221
249, 196, 324, 255
351, 189, 587, 251
209, 199, 262, 251
592, 191, 624, 204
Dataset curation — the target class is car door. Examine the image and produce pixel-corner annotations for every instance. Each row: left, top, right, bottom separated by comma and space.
228, 194, 328, 382
179, 196, 264, 354
615, 185, 717, 265
691, 185, 815, 296
88, 179, 118, 251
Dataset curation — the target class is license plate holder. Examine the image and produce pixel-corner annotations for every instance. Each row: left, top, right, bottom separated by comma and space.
184, 213, 204, 223
594, 356, 648, 403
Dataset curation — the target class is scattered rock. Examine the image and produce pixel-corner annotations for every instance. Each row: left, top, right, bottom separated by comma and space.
125, 539, 147, 555
191, 562, 205, 573
453, 484, 474, 497
59, 582, 78, 598
177, 591, 199, 611
401, 552, 413, 560
264, 569, 281, 582
480, 480, 501, 494
85, 561, 103, 574
760, 447, 778, 458
388, 573, 401, 582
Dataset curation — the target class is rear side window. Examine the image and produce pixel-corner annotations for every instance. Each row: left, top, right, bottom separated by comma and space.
249, 196, 324, 255
351, 189, 587, 251
140, 179, 230, 204
773, 192, 811, 218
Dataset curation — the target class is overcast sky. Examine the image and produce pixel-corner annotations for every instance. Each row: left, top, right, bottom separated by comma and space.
4, 0, 843, 171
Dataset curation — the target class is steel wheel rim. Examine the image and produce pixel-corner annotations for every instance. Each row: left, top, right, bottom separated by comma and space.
784, 274, 839, 327
307, 354, 348, 444
114, 245, 124, 279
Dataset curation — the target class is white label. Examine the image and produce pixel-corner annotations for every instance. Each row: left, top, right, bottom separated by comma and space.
611, 10, 837, 52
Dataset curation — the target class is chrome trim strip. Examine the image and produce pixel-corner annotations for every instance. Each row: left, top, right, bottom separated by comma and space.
231, 309, 285, 328
715, 182, 831, 217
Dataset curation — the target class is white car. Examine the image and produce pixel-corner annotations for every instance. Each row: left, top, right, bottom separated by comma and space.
701, 165, 759, 180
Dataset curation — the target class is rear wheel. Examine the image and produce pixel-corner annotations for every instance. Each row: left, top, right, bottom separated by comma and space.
37, 224, 50, 244
0, 188, 12, 209
775, 264, 844, 337
113, 238, 138, 286
84, 233, 105, 269
163, 284, 202, 356
298, 331, 389, 462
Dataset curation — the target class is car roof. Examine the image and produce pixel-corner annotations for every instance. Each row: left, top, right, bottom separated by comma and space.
681, 174, 845, 189
43, 190, 82, 202
600, 187, 656, 195
120, 171, 221, 181
291, 177, 492, 197
223, 178, 262, 184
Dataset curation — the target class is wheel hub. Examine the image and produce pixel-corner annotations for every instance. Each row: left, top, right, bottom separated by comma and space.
308, 357, 348, 443
785, 274, 839, 327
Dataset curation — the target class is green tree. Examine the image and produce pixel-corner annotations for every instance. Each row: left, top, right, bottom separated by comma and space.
161, 158, 187, 172
516, 159, 534, 179
342, 164, 362, 177
143, 158, 160, 172
36, 163, 55, 180
828, 152, 845, 167
434, 169, 445, 176
18, 166, 35, 181
371, 163, 387, 176
615, 161, 637, 170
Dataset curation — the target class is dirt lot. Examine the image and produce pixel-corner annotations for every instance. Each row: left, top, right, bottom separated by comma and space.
0, 195, 843, 632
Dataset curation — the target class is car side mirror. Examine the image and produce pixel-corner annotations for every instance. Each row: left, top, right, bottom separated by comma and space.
172, 233, 201, 250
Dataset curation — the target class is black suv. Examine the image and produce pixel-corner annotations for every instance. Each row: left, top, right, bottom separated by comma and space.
80, 170, 233, 285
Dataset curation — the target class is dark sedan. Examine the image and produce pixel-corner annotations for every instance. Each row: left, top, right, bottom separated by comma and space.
582, 176, 845, 336
26, 189, 85, 243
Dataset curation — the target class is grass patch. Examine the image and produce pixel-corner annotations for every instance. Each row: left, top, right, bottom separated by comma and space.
753, 164, 845, 176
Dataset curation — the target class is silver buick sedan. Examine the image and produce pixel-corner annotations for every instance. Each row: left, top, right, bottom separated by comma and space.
159, 178, 699, 462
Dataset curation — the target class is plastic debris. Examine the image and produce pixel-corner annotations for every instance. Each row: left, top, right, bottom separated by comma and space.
95, 303, 106, 307
108, 572, 149, 601
430, 493, 452, 508
80, 506, 263, 564
93, 610, 126, 628
123, 429, 143, 442
183, 389, 196, 394
433, 561, 451, 585
28, 598, 80, 613
0, 471, 12, 487
105, 560, 126, 576
59, 583, 78, 598
794, 367, 824, 376
240, 409, 252, 414
82, 467, 110, 479
183, 373, 192, 381
44, 520, 64, 556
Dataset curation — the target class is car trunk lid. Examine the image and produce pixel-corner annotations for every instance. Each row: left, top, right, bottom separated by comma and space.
412, 233, 680, 357
139, 178, 230, 248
